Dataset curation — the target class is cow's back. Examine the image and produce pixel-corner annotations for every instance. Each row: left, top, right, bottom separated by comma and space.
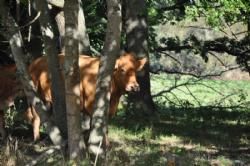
28, 55, 100, 114
29, 56, 52, 102
79, 56, 100, 114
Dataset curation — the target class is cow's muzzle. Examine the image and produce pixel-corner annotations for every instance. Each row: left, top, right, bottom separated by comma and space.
126, 83, 140, 92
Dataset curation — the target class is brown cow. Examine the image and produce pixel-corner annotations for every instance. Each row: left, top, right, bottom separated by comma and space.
0, 64, 24, 139
0, 52, 146, 140
28, 52, 147, 140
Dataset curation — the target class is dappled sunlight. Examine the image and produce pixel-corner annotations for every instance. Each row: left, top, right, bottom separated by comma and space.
158, 135, 183, 146
109, 111, 250, 165
108, 40, 118, 51
106, 73, 250, 165
44, 27, 55, 39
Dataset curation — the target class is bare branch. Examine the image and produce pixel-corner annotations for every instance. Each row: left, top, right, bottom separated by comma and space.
150, 64, 241, 79
207, 51, 226, 66
159, 51, 182, 65
152, 79, 202, 98
185, 85, 202, 106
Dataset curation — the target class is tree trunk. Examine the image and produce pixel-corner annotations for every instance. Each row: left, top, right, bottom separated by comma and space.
88, 0, 121, 162
34, 0, 68, 138
52, 7, 65, 53
64, 0, 85, 160
124, 0, 155, 115
0, 1, 64, 146
78, 3, 91, 55
47, 0, 64, 8
49, 0, 91, 55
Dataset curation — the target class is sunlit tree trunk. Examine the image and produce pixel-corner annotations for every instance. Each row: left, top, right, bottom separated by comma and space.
34, 0, 67, 138
88, 0, 121, 163
49, 0, 91, 55
124, 0, 155, 115
64, 0, 86, 160
78, 4, 91, 55
51, 7, 65, 53
47, 0, 64, 8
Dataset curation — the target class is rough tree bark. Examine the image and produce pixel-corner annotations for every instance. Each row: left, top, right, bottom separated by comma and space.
64, 0, 85, 160
78, 4, 91, 55
47, 0, 64, 8
49, 0, 91, 55
51, 7, 65, 53
88, 0, 122, 161
34, 0, 67, 138
124, 0, 155, 115
0, 0, 63, 146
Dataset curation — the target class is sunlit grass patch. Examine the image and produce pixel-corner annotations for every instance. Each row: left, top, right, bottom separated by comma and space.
151, 73, 250, 108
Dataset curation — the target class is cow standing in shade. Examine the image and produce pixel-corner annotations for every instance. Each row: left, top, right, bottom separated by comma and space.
0, 52, 147, 141
28, 52, 147, 140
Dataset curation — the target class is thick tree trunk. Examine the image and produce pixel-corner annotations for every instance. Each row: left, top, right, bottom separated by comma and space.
0, 1, 64, 146
34, 0, 67, 138
124, 0, 155, 115
64, 0, 85, 160
88, 0, 121, 162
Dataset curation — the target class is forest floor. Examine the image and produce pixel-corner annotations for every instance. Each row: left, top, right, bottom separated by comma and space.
0, 74, 249, 166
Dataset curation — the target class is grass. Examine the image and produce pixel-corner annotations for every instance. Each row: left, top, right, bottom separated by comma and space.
0, 73, 249, 165
106, 74, 250, 165
151, 74, 250, 108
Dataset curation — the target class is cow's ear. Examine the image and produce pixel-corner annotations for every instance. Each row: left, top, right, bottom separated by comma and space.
114, 59, 120, 70
137, 57, 147, 71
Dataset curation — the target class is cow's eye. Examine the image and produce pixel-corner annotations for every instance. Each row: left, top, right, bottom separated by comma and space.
120, 68, 126, 74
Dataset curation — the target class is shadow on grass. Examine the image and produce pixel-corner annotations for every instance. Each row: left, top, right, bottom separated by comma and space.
109, 105, 250, 165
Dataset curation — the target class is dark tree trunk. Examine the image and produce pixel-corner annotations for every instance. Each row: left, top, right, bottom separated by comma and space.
0, 1, 64, 146
124, 0, 155, 115
64, 0, 85, 160
34, 0, 67, 138
88, 0, 122, 162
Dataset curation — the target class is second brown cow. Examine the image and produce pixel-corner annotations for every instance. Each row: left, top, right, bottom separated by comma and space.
0, 64, 24, 139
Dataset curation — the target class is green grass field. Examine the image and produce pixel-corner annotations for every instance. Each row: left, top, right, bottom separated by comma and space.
107, 74, 250, 165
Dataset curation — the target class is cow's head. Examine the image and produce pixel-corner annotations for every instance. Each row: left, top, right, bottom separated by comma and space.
113, 53, 147, 92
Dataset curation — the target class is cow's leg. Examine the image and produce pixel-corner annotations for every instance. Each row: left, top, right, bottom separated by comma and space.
25, 106, 41, 141
30, 106, 40, 141
109, 94, 121, 117
0, 110, 6, 139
